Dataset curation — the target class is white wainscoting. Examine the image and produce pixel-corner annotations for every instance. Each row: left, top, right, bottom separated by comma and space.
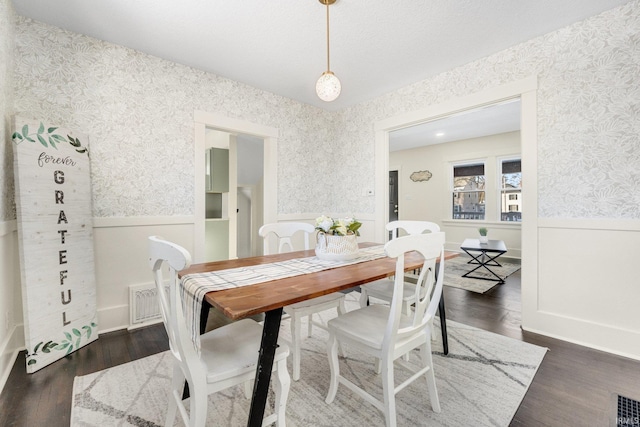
92, 216, 195, 333
0, 220, 22, 395
525, 218, 640, 360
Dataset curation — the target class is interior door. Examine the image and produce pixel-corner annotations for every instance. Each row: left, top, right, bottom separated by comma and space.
389, 170, 399, 240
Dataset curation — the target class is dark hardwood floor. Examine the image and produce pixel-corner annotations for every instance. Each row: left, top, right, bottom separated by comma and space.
1, 270, 639, 426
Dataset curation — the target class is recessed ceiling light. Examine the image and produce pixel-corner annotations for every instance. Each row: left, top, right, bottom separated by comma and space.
436, 132, 445, 137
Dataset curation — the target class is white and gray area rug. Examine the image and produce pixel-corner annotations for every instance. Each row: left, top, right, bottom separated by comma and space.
72, 293, 545, 426
436, 255, 521, 294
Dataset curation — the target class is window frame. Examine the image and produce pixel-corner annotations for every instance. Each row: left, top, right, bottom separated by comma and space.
450, 159, 487, 221
497, 155, 522, 222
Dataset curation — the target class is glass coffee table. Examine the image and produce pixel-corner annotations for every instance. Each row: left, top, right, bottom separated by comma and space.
459, 238, 508, 283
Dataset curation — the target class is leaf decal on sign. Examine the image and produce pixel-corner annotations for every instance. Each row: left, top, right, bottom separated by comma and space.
24, 322, 97, 366
12, 121, 89, 156
37, 134, 48, 147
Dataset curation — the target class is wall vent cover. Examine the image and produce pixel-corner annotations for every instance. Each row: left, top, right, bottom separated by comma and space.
129, 283, 164, 325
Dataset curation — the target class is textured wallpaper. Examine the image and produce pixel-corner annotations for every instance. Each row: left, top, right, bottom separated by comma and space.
341, 1, 640, 219
8, 1, 640, 219
0, 0, 15, 221
12, 18, 336, 217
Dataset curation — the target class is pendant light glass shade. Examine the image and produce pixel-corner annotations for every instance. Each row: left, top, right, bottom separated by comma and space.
316, 71, 341, 102
316, 0, 340, 102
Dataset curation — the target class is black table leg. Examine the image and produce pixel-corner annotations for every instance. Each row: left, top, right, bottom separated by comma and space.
247, 307, 283, 427
438, 290, 448, 355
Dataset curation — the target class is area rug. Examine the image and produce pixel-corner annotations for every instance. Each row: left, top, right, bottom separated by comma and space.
71, 293, 545, 427
436, 255, 521, 294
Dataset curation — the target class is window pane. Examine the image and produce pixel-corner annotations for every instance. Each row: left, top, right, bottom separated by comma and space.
500, 158, 522, 222
453, 163, 486, 220
501, 189, 521, 221
452, 191, 485, 220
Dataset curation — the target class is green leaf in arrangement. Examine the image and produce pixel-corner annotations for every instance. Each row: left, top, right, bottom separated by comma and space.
64, 331, 72, 341
22, 124, 28, 136
73, 328, 81, 337
38, 122, 44, 134
25, 136, 35, 143
52, 134, 66, 143
37, 134, 48, 147
65, 344, 74, 355
27, 359, 37, 366
48, 127, 58, 133
12, 132, 23, 140
48, 136, 57, 149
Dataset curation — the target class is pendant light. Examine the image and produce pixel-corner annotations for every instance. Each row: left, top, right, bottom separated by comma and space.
315, 0, 341, 102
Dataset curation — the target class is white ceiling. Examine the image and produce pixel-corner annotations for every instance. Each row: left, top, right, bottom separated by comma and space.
389, 98, 521, 152
12, 0, 630, 113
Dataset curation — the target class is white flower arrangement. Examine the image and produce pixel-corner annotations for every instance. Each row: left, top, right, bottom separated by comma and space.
314, 215, 362, 236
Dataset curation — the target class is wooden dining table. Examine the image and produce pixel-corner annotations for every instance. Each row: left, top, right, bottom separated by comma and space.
179, 242, 458, 427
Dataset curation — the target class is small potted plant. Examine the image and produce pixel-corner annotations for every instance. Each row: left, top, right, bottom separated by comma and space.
478, 227, 489, 244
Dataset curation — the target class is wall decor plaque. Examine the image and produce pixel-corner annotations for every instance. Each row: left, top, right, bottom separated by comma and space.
410, 170, 432, 182
12, 116, 98, 373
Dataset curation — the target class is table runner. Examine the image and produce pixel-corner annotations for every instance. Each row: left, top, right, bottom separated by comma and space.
181, 245, 386, 349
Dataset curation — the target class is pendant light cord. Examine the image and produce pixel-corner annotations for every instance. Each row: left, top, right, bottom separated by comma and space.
326, 1, 331, 72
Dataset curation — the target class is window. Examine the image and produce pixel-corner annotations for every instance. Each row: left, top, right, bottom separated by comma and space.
500, 158, 522, 222
452, 163, 485, 220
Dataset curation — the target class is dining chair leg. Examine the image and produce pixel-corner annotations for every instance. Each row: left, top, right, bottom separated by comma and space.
337, 300, 348, 358
165, 363, 182, 427
421, 340, 441, 413
381, 357, 397, 427
291, 314, 302, 381
189, 383, 208, 427
274, 357, 291, 427
307, 313, 313, 337
325, 332, 340, 404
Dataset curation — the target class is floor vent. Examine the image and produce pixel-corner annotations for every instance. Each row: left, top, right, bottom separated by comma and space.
129, 283, 163, 326
615, 394, 640, 426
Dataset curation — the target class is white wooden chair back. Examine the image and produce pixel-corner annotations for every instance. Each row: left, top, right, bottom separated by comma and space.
383, 232, 445, 352
148, 236, 205, 385
259, 222, 314, 255
386, 220, 440, 239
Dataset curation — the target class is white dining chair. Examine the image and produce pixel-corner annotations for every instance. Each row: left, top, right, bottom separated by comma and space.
259, 222, 347, 381
325, 232, 445, 427
148, 236, 290, 427
359, 220, 441, 315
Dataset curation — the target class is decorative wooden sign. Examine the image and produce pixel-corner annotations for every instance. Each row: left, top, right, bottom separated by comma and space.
12, 116, 98, 373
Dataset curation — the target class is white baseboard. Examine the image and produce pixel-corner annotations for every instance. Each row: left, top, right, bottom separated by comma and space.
0, 324, 25, 396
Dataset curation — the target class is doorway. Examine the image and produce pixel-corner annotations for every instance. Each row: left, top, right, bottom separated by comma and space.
194, 111, 278, 263
373, 77, 538, 334
389, 170, 398, 240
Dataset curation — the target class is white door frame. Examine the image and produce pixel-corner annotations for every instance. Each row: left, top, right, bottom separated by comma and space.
194, 111, 278, 263
373, 76, 538, 329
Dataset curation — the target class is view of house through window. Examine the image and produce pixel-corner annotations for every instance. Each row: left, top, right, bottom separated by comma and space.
452, 163, 485, 220
500, 158, 522, 221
